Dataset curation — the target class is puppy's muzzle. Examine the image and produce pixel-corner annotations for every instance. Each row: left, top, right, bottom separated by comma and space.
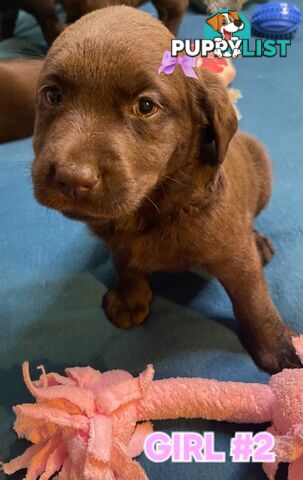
54, 164, 99, 200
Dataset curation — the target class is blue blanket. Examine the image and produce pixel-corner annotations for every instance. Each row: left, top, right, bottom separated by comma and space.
0, 3, 302, 479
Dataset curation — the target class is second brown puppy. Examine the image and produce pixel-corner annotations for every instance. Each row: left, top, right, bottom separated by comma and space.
32, 7, 300, 374
61, 0, 188, 35
0, 0, 187, 45
0, 59, 43, 143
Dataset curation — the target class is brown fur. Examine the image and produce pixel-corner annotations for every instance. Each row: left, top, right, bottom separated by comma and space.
32, 6, 300, 374
0, 59, 43, 144
60, 0, 188, 35
0, 0, 187, 46
0, 0, 187, 143
0, 0, 64, 45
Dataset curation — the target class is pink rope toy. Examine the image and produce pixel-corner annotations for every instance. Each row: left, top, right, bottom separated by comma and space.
2, 336, 303, 480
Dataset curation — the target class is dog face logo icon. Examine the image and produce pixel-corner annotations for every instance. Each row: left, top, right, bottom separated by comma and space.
204, 9, 249, 58
206, 10, 244, 41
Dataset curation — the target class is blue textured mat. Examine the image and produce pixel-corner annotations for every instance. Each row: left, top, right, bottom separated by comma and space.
0, 2, 302, 479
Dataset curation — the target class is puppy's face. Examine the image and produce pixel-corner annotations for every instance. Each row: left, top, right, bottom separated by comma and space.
32, 7, 237, 223
32, 7, 193, 222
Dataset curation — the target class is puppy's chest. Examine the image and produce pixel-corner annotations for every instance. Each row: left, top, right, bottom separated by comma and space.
108, 220, 207, 272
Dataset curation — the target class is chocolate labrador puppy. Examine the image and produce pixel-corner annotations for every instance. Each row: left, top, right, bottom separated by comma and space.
0, 0, 186, 45
60, 0, 188, 35
32, 7, 300, 373
0, 59, 43, 143
0, 0, 64, 44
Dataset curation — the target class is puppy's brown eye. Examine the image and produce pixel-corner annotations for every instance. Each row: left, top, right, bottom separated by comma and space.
44, 86, 63, 105
134, 98, 158, 117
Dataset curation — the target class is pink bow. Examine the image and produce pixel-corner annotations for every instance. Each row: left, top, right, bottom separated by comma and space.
158, 50, 198, 79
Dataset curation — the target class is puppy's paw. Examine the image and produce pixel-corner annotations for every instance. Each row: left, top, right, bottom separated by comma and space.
103, 289, 151, 329
243, 327, 302, 374
254, 230, 275, 265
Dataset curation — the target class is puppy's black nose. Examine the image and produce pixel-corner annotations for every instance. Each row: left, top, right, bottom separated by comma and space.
54, 165, 99, 199
234, 19, 243, 27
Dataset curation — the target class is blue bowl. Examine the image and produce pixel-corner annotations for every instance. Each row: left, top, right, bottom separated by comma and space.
251, 2, 301, 38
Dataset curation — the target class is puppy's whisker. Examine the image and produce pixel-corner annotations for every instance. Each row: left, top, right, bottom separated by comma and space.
11, 160, 32, 180
11, 160, 30, 167
143, 195, 160, 214
159, 182, 167, 198
162, 175, 188, 188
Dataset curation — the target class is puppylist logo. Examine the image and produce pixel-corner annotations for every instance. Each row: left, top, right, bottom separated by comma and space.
170, 9, 291, 60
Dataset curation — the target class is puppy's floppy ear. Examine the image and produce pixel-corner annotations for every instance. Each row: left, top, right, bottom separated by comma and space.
206, 14, 219, 32
191, 68, 238, 165
228, 10, 240, 21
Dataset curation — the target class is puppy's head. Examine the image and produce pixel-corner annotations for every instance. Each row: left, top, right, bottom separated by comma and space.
32, 6, 237, 223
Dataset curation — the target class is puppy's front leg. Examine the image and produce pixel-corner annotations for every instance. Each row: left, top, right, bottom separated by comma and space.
207, 235, 300, 373
103, 267, 152, 329
0, 9, 18, 40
